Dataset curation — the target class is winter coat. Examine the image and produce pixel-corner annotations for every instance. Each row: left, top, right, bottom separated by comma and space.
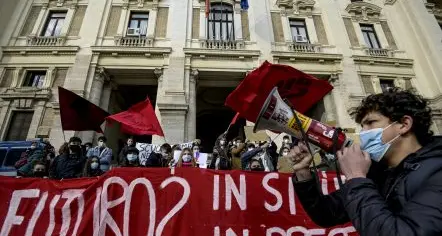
49, 153, 86, 179
293, 136, 442, 236
119, 144, 136, 164
17, 149, 44, 177
241, 147, 275, 171
87, 146, 113, 171
231, 143, 245, 170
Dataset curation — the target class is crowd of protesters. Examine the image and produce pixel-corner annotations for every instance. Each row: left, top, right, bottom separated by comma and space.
13, 130, 320, 179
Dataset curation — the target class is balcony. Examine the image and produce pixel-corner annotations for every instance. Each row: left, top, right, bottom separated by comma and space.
365, 48, 391, 57
201, 40, 245, 50
27, 36, 65, 46
114, 36, 154, 47
288, 42, 321, 53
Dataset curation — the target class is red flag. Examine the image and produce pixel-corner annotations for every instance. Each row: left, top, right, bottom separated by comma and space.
230, 112, 240, 125
206, 0, 210, 18
106, 97, 164, 136
225, 61, 333, 122
58, 87, 109, 133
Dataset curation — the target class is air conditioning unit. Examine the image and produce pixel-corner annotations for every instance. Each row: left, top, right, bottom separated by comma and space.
127, 28, 140, 36
294, 35, 308, 43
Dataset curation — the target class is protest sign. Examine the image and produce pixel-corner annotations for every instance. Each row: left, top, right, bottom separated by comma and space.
0, 169, 357, 236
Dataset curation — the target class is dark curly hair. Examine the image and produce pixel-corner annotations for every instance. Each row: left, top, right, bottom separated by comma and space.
350, 87, 433, 145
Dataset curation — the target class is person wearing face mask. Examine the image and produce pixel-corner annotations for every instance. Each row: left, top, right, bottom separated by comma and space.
82, 157, 104, 177
122, 147, 141, 167
277, 145, 293, 173
118, 137, 136, 165
87, 136, 113, 172
50, 137, 86, 179
15, 141, 45, 177
231, 137, 246, 170
31, 161, 48, 178
249, 159, 265, 172
177, 148, 197, 168
282, 135, 292, 146
291, 88, 442, 236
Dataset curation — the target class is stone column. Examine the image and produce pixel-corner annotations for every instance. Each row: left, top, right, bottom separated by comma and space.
187, 69, 198, 141
152, 68, 166, 145
233, 4, 243, 41
0, 100, 11, 139
146, 5, 158, 39
117, 2, 129, 36
60, 5, 77, 37
27, 100, 46, 139
30, 3, 48, 36
199, 3, 207, 41
280, 9, 292, 43
89, 67, 107, 106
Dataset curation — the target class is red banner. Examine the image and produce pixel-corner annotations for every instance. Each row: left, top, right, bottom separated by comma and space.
0, 168, 358, 236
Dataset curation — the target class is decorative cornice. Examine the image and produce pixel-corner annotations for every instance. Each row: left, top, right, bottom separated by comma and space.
0, 88, 52, 101
272, 50, 343, 63
91, 46, 172, 57
183, 48, 260, 59
345, 2, 382, 21
352, 55, 414, 68
277, 0, 315, 15
384, 0, 397, 5
190, 69, 199, 84
425, 2, 442, 17
154, 67, 163, 80
1, 46, 79, 56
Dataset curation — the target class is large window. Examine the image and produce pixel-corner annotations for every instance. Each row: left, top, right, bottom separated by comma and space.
23, 71, 46, 88
208, 3, 234, 41
290, 19, 309, 43
380, 79, 395, 92
5, 111, 34, 141
360, 24, 381, 49
127, 12, 149, 36
42, 12, 67, 37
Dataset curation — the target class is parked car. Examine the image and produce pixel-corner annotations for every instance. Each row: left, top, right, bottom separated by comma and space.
0, 139, 45, 176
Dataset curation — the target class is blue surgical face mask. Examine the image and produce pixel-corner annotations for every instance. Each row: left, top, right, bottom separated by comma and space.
359, 122, 400, 162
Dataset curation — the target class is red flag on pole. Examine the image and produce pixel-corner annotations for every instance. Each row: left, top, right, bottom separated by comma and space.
225, 61, 333, 122
206, 0, 210, 18
106, 97, 164, 136
230, 112, 240, 125
58, 87, 109, 133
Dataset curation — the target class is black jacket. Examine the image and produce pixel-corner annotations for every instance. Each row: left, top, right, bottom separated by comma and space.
293, 136, 442, 236
50, 153, 86, 179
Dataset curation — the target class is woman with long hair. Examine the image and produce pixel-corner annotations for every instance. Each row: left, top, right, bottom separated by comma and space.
176, 148, 196, 168
83, 156, 104, 177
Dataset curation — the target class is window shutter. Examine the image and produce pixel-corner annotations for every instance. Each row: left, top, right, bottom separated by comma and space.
241, 11, 250, 41
361, 75, 375, 94
105, 6, 122, 36
155, 7, 169, 38
52, 69, 67, 88
0, 69, 14, 88
380, 21, 397, 50
271, 12, 285, 43
68, 6, 87, 36
20, 6, 42, 36
343, 18, 359, 47
192, 8, 200, 39
312, 15, 328, 45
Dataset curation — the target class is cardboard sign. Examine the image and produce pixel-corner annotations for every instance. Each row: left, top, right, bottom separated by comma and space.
244, 126, 269, 142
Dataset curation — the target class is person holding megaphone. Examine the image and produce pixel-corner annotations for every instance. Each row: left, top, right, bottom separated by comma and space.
288, 88, 442, 236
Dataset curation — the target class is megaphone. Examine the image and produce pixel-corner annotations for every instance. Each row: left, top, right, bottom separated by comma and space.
254, 87, 352, 153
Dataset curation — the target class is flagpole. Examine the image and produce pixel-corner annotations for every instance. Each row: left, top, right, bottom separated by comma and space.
61, 130, 66, 143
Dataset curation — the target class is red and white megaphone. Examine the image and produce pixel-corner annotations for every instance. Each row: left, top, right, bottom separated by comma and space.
254, 87, 352, 153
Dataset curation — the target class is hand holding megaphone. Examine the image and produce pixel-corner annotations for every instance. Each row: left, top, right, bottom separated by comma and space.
289, 142, 313, 172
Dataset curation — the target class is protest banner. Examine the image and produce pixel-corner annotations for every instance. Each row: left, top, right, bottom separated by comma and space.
0, 168, 357, 236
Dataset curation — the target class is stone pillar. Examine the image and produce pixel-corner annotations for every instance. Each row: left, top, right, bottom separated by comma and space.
187, 69, 198, 141
328, 74, 355, 128
27, 100, 46, 139
233, 3, 243, 41
152, 68, 166, 145
0, 100, 11, 139
280, 9, 292, 43
305, 16, 318, 44
146, 5, 158, 39
30, 4, 48, 36
89, 67, 106, 106
199, 3, 206, 40
60, 5, 76, 36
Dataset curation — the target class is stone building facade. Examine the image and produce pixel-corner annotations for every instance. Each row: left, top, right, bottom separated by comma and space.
0, 0, 441, 151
